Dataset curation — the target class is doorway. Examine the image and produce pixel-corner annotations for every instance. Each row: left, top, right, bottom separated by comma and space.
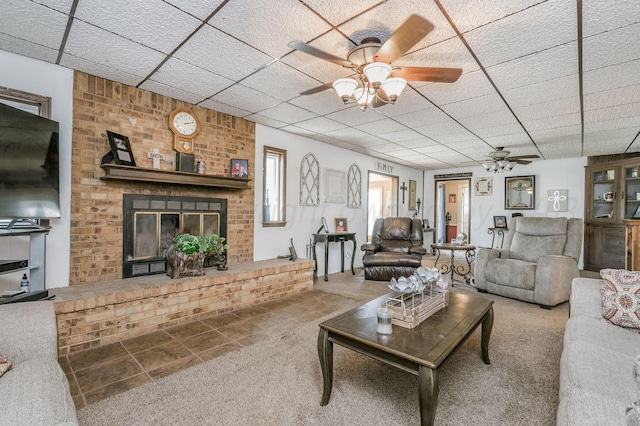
367, 172, 398, 241
435, 178, 471, 244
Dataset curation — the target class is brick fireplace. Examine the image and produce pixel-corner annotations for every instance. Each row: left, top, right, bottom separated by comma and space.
122, 194, 227, 278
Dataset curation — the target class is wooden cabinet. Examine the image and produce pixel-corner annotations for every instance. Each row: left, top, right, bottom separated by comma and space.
624, 220, 640, 271
585, 158, 640, 271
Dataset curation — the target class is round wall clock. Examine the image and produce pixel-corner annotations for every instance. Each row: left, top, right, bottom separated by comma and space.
168, 108, 201, 153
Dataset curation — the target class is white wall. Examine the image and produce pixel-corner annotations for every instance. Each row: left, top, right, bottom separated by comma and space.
0, 50, 73, 288
422, 156, 588, 266
254, 124, 424, 275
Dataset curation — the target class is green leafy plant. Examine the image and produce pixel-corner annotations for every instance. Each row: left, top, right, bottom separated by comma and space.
171, 233, 228, 256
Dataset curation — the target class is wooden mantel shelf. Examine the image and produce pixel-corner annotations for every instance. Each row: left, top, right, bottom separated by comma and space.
101, 164, 251, 189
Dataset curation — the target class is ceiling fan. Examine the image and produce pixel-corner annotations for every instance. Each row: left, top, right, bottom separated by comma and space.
288, 14, 462, 110
482, 147, 540, 173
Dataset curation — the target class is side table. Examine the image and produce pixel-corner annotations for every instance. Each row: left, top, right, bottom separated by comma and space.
487, 227, 508, 249
312, 233, 356, 281
431, 243, 476, 285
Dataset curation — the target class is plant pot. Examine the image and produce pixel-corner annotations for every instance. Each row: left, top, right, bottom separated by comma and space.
165, 245, 206, 279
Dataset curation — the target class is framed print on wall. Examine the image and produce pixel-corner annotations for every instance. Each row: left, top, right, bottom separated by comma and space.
409, 180, 417, 210
324, 168, 346, 203
505, 175, 535, 210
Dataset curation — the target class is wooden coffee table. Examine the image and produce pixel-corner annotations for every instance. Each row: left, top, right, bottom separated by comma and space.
317, 292, 494, 426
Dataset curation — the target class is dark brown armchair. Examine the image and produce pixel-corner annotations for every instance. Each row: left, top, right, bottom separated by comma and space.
361, 217, 426, 281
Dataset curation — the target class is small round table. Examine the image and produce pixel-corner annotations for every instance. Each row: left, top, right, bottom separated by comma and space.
431, 243, 476, 285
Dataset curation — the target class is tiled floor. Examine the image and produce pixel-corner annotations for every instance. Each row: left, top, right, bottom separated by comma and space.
59, 283, 360, 410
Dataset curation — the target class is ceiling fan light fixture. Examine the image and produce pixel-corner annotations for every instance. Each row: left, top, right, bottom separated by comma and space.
332, 78, 358, 103
353, 87, 373, 110
363, 62, 392, 89
381, 77, 406, 103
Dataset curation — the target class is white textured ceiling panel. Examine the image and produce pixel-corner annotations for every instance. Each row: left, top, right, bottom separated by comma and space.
2, 0, 638, 170
464, 1, 577, 68
75, 0, 201, 54
208, 0, 330, 58
164, 0, 226, 20
174, 25, 273, 81
1, 1, 68, 49
150, 58, 233, 100
65, 20, 166, 78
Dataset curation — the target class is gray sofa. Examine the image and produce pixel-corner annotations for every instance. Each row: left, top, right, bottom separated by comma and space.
474, 217, 582, 308
557, 277, 639, 425
0, 301, 78, 425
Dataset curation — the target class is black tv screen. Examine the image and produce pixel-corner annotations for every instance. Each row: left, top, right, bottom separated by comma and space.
0, 102, 60, 219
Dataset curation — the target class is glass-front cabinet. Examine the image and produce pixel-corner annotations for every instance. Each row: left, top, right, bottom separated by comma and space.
585, 157, 640, 271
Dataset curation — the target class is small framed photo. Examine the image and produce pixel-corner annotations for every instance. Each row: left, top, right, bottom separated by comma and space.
334, 217, 348, 233
289, 245, 298, 261
230, 159, 249, 178
107, 131, 136, 166
493, 216, 508, 228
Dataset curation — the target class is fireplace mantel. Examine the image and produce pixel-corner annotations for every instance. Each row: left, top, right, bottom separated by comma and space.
101, 164, 251, 189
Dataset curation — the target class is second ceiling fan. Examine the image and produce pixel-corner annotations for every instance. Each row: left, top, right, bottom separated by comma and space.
288, 14, 462, 109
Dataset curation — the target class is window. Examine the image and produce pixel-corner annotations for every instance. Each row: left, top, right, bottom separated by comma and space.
263, 146, 286, 226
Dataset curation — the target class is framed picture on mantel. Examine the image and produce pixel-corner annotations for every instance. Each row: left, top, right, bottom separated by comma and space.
106, 131, 136, 166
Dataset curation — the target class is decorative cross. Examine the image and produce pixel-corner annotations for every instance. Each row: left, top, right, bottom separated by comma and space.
548, 190, 567, 211
146, 148, 167, 169
400, 181, 407, 204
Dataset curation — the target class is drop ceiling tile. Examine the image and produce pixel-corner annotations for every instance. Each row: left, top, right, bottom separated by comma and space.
0, 34, 59, 64
139, 80, 205, 105
2, 0, 68, 48
487, 43, 579, 92
379, 129, 424, 143
414, 144, 458, 154
208, 0, 331, 58
294, 117, 347, 133
75, 0, 201, 54
464, 1, 577, 68
420, 70, 494, 106
414, 120, 467, 138
31, 0, 75, 13
393, 106, 450, 128
582, 1, 640, 37
302, 0, 383, 25
512, 97, 581, 122
502, 75, 580, 108
324, 126, 372, 142
60, 53, 145, 87
210, 84, 281, 113
279, 125, 317, 138
395, 137, 440, 149
349, 136, 394, 148
529, 125, 582, 142
325, 105, 381, 126
458, 111, 517, 130
585, 102, 640, 124
583, 23, 640, 72
584, 85, 640, 110
369, 143, 407, 154
164, 0, 226, 20
174, 24, 274, 81
65, 20, 166, 77
374, 89, 435, 118
472, 123, 524, 139
288, 90, 351, 116
582, 137, 632, 156
240, 61, 322, 102
244, 114, 288, 129
440, 93, 508, 118
150, 58, 234, 98
354, 118, 407, 135
198, 99, 252, 118
522, 112, 582, 132
483, 133, 534, 147
440, 0, 543, 33
256, 102, 317, 124
583, 59, 640, 95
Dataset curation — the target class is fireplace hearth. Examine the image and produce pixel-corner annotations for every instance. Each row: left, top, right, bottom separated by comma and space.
122, 194, 227, 278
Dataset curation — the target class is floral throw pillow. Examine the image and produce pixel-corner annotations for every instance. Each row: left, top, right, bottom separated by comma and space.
601, 269, 640, 330
0, 351, 12, 378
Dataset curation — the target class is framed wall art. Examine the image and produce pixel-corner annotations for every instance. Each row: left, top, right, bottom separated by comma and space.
474, 177, 493, 196
505, 175, 535, 210
230, 159, 249, 178
334, 217, 347, 233
106, 130, 136, 166
547, 189, 568, 212
409, 179, 417, 210
324, 168, 346, 203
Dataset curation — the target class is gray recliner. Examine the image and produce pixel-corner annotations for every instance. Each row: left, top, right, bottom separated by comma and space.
361, 217, 426, 281
474, 217, 583, 308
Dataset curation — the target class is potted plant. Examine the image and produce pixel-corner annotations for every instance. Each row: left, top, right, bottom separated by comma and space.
165, 233, 228, 279
203, 234, 229, 271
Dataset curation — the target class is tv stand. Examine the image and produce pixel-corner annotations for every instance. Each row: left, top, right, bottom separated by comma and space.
0, 226, 49, 291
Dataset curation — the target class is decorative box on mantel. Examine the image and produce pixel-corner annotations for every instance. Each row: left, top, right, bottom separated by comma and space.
100, 164, 251, 189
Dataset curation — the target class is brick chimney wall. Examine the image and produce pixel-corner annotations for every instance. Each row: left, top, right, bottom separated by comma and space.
70, 71, 255, 285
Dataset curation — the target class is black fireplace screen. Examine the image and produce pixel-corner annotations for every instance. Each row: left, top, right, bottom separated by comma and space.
123, 194, 227, 278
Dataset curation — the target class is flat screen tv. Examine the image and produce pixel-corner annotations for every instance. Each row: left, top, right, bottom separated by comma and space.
0, 102, 60, 219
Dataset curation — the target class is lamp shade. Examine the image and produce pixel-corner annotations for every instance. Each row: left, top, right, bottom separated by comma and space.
332, 78, 358, 103
353, 87, 372, 107
381, 77, 407, 102
363, 62, 392, 88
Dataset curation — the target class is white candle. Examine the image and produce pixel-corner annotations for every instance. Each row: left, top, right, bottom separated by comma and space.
376, 307, 393, 334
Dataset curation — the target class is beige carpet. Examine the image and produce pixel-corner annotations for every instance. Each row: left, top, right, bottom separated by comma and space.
77, 274, 568, 426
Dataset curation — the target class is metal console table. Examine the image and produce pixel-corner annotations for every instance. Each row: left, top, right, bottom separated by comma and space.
312, 233, 356, 281
487, 227, 508, 249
